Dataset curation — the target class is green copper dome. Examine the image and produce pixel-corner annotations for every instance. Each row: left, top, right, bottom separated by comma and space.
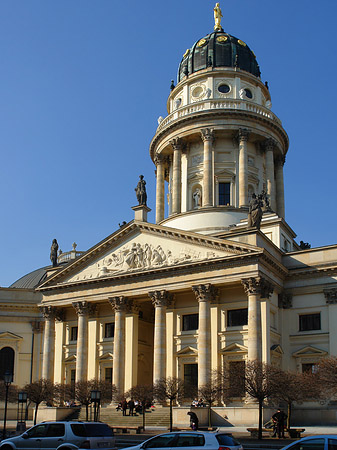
178, 31, 261, 82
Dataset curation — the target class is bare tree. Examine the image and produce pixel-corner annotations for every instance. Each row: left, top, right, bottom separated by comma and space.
198, 372, 222, 429
24, 379, 55, 424
126, 384, 154, 430
270, 368, 322, 429
0, 383, 18, 404
228, 360, 276, 440
75, 379, 118, 421
154, 377, 185, 432
318, 356, 337, 398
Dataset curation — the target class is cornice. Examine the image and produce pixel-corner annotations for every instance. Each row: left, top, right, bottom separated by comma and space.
150, 109, 289, 160
286, 263, 337, 280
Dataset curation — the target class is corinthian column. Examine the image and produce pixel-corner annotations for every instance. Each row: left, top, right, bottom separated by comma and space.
73, 301, 96, 382
155, 154, 165, 223
275, 155, 285, 218
265, 139, 276, 211
109, 297, 129, 394
149, 290, 173, 383
242, 277, 274, 361
238, 129, 250, 207
170, 138, 183, 214
40, 306, 63, 381
201, 128, 214, 207
192, 284, 219, 388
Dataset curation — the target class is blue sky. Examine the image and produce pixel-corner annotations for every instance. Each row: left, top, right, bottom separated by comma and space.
1, 0, 336, 287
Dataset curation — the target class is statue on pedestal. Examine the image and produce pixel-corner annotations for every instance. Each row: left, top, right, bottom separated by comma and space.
214, 3, 223, 31
135, 175, 147, 206
247, 194, 263, 229
50, 239, 59, 267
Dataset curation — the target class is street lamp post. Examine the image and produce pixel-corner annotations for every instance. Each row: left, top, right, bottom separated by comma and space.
3, 370, 13, 440
17, 391, 28, 433
90, 390, 101, 422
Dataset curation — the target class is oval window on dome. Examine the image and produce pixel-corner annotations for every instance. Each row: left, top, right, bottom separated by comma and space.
217, 35, 228, 43
192, 86, 204, 98
218, 84, 230, 94
244, 88, 253, 99
238, 39, 247, 47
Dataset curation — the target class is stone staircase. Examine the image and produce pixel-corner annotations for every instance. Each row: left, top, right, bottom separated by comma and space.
79, 405, 171, 429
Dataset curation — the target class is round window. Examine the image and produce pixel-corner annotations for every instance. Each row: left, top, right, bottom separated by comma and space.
192, 86, 204, 98
244, 88, 253, 99
218, 84, 230, 94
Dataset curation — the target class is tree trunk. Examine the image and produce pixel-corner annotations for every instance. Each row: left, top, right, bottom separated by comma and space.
287, 402, 292, 430
258, 400, 263, 440
208, 407, 212, 429
142, 401, 146, 430
169, 399, 173, 432
34, 403, 39, 425
86, 404, 89, 421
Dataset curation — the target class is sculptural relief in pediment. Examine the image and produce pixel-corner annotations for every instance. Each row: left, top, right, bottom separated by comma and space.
64, 238, 225, 284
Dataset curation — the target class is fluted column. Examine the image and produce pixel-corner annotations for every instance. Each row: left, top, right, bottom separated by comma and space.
275, 155, 285, 218
149, 290, 173, 383
238, 129, 250, 207
73, 301, 96, 382
201, 128, 214, 207
170, 138, 183, 214
40, 306, 62, 381
265, 139, 276, 211
155, 154, 165, 223
242, 277, 274, 361
31, 321, 42, 382
109, 296, 129, 394
192, 284, 219, 388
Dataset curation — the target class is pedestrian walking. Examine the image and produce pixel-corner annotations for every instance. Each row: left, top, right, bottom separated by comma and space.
122, 398, 128, 416
128, 399, 135, 416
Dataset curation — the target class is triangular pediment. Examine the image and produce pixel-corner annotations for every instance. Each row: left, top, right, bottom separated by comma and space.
38, 221, 261, 289
271, 344, 284, 355
0, 332, 23, 341
99, 352, 113, 361
176, 346, 198, 356
220, 343, 247, 354
292, 346, 328, 357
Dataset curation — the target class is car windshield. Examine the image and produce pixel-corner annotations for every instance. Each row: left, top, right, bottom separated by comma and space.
71, 423, 113, 437
216, 434, 241, 446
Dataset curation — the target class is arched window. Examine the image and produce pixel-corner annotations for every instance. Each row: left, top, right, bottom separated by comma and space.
0, 347, 15, 380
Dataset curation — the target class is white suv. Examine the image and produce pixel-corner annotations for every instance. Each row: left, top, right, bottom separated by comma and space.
0, 421, 116, 450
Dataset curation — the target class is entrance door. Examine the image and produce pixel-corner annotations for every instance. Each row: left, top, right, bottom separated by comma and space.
184, 364, 198, 398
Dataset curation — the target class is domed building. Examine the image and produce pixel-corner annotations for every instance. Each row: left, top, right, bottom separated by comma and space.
2, 4, 337, 426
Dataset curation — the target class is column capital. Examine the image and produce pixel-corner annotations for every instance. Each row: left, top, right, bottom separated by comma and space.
192, 283, 219, 302
237, 128, 250, 143
109, 296, 131, 312
241, 277, 274, 298
149, 290, 174, 307
264, 137, 277, 151
278, 292, 293, 309
72, 301, 96, 316
169, 137, 184, 150
40, 305, 64, 321
200, 128, 215, 143
154, 153, 164, 166
324, 288, 337, 304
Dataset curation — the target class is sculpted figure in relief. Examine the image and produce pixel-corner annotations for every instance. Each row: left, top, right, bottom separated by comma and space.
247, 193, 263, 229
193, 188, 202, 208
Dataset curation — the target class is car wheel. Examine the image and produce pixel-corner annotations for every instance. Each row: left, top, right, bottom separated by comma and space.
1, 446, 13, 450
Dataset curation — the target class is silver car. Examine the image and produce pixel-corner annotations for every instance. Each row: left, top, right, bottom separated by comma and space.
282, 435, 337, 450
125, 431, 243, 450
0, 421, 116, 450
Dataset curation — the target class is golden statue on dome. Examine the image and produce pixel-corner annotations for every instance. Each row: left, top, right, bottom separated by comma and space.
214, 3, 223, 31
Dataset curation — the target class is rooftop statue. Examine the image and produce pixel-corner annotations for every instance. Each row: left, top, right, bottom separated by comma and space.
50, 239, 59, 267
214, 3, 223, 31
247, 193, 263, 229
135, 175, 147, 206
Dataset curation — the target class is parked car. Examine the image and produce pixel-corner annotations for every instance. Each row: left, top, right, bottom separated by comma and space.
125, 431, 243, 450
0, 421, 116, 450
282, 435, 337, 450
